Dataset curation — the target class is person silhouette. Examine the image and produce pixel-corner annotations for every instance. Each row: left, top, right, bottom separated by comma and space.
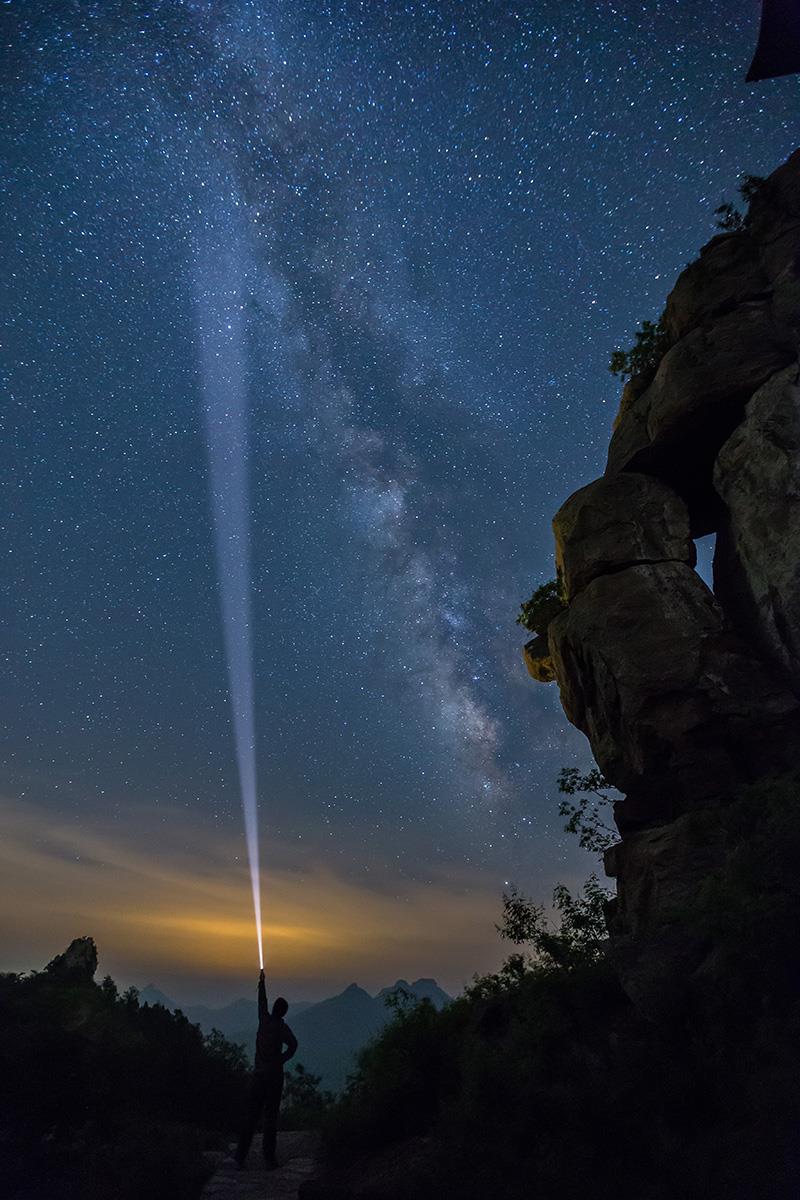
235, 968, 298, 1171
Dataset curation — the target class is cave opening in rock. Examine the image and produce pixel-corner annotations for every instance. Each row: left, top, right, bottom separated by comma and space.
694, 532, 717, 590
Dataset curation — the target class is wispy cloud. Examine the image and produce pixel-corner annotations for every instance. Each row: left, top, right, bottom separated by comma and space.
0, 795, 504, 1000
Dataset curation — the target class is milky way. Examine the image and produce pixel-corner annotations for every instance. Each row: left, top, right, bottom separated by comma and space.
2, 1, 799, 992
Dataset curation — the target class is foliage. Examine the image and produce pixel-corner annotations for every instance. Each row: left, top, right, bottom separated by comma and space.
739, 173, 765, 205
322, 773, 800, 1200
497, 873, 611, 970
0, 966, 248, 1200
325, 995, 455, 1159
281, 1062, 334, 1130
515, 578, 565, 634
713, 201, 744, 232
608, 174, 767, 384
324, 945, 648, 1200
608, 315, 670, 381
557, 765, 617, 855
714, 173, 766, 232
203, 1026, 250, 1075
493, 766, 615, 975
381, 982, 417, 1011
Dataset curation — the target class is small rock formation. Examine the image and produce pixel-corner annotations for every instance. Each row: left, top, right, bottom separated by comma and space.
526, 148, 800, 1012
522, 632, 556, 683
521, 588, 565, 683
45, 936, 98, 984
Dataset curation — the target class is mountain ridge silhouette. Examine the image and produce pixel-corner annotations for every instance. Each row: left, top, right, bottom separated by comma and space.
138, 976, 452, 1089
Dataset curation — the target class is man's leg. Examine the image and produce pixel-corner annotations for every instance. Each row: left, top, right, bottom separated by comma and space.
235, 1072, 265, 1166
261, 1069, 284, 1166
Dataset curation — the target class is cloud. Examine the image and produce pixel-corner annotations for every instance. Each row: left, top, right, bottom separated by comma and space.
0, 795, 505, 999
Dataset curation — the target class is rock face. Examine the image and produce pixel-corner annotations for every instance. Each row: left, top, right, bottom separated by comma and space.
606, 149, 800, 535
552, 472, 695, 600
713, 364, 800, 690
45, 937, 98, 983
602, 813, 728, 1017
549, 562, 798, 826
606, 303, 793, 533
525, 149, 800, 1012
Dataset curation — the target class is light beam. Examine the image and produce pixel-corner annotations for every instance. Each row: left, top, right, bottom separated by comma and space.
193, 198, 264, 970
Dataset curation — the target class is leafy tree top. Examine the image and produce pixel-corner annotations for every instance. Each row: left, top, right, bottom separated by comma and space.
516, 578, 565, 634
497, 874, 611, 971
714, 173, 766, 232
557, 766, 616, 855
609, 316, 670, 382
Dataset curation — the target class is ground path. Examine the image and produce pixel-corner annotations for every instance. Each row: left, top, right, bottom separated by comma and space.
202, 1131, 320, 1200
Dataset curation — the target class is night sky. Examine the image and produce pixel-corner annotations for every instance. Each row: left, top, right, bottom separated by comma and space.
2, 1, 798, 1004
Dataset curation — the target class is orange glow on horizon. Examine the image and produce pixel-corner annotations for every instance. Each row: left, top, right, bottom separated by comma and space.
0, 795, 506, 993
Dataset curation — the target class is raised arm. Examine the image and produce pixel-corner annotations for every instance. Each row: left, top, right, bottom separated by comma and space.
257, 969, 269, 1022
281, 1025, 298, 1065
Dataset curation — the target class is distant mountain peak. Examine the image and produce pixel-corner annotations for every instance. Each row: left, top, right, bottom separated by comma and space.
139, 984, 177, 1010
374, 978, 451, 1009
379, 977, 452, 1010
375, 979, 411, 997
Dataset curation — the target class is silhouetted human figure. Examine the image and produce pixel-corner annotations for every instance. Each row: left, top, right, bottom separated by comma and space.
235, 969, 298, 1170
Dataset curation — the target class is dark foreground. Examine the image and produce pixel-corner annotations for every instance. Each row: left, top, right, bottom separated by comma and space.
203, 1132, 320, 1200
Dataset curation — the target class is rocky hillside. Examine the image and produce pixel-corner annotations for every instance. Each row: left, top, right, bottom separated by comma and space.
0, 939, 248, 1200
526, 147, 800, 1013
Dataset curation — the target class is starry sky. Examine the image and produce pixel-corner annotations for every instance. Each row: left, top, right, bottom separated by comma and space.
2, 0, 798, 1004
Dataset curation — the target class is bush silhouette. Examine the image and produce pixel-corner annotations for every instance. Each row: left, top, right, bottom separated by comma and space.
0, 961, 249, 1200
323, 773, 800, 1200
516, 578, 565, 634
609, 315, 670, 382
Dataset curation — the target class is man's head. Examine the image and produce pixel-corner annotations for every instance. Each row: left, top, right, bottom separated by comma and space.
272, 996, 288, 1019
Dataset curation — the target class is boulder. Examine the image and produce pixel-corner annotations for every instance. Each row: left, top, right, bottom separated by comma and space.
548, 561, 799, 816
713, 363, 800, 692
553, 473, 695, 601
522, 633, 555, 683
663, 231, 769, 345
606, 303, 794, 532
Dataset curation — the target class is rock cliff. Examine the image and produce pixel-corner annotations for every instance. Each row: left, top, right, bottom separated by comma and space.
44, 936, 98, 984
528, 149, 800, 1012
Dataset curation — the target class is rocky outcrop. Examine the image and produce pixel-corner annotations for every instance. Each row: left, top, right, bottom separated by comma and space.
713, 363, 800, 690
520, 587, 565, 682
522, 633, 555, 683
661, 232, 769, 344
45, 937, 98, 984
549, 562, 798, 826
606, 149, 800, 535
553, 472, 695, 600
525, 148, 800, 1012
606, 304, 793, 533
